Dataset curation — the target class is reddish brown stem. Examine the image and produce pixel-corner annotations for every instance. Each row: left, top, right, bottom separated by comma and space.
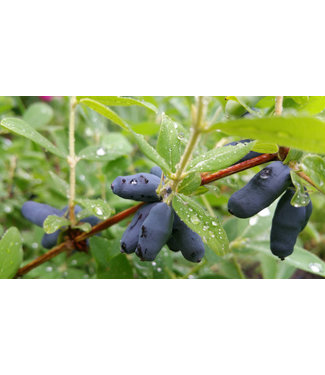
200, 153, 279, 185
76, 203, 145, 242
15, 242, 73, 277
15, 204, 144, 278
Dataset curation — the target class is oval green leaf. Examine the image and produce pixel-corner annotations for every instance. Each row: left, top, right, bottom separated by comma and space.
211, 116, 325, 154
188, 141, 256, 173
1, 118, 66, 158
172, 193, 229, 256
0, 227, 23, 279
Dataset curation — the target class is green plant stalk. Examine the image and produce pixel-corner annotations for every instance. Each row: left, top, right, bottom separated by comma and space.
275, 96, 283, 116
68, 96, 78, 225
169, 96, 207, 197
231, 255, 246, 279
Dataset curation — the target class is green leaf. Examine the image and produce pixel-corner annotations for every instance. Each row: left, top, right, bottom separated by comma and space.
172, 194, 229, 256
290, 171, 311, 207
291, 96, 325, 115
74, 222, 92, 232
49, 171, 69, 195
79, 98, 130, 131
131, 131, 171, 175
77, 199, 112, 220
43, 215, 70, 234
301, 155, 325, 194
0, 225, 3, 238
98, 254, 133, 279
283, 148, 304, 164
78, 133, 132, 161
187, 141, 256, 173
178, 172, 202, 194
225, 96, 264, 118
157, 114, 183, 172
0, 227, 23, 279
77, 96, 157, 113
23, 102, 54, 128
211, 117, 325, 154
249, 241, 325, 277
90, 237, 120, 267
259, 253, 296, 279
252, 141, 278, 154
90, 237, 133, 278
1, 118, 66, 158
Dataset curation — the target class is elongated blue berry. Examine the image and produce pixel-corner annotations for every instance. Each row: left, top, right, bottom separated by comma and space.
22, 201, 62, 227
135, 202, 174, 261
111, 173, 161, 202
271, 189, 313, 260
120, 203, 157, 254
228, 161, 291, 218
167, 214, 205, 262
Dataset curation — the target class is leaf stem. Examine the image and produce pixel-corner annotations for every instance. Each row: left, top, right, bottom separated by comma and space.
170, 97, 208, 194
68, 96, 78, 225
231, 255, 246, 279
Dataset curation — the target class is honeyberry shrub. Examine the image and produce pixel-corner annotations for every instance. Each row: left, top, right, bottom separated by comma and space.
0, 96, 324, 279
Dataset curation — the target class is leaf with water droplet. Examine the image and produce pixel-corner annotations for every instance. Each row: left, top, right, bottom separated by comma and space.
78, 133, 132, 161
0, 227, 23, 279
77, 199, 112, 220
157, 113, 184, 172
290, 171, 311, 207
301, 155, 325, 194
43, 215, 70, 234
0, 118, 66, 158
247, 241, 325, 277
173, 194, 229, 256
187, 141, 256, 173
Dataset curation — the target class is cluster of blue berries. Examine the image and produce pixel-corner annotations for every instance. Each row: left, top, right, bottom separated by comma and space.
21, 202, 100, 249
228, 159, 312, 260
111, 167, 205, 263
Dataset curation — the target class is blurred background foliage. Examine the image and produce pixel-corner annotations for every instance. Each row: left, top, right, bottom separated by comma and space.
0, 96, 324, 279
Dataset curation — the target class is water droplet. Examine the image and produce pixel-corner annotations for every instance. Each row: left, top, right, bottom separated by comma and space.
4, 205, 12, 213
190, 215, 200, 225
71, 259, 78, 266
249, 217, 258, 226
259, 169, 271, 179
258, 208, 270, 217
46, 266, 53, 272
32, 242, 39, 249
95, 207, 103, 216
79, 174, 86, 182
85, 128, 93, 137
157, 267, 162, 272
202, 226, 208, 231
96, 147, 106, 156
309, 262, 322, 273
152, 261, 156, 266
212, 221, 218, 226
